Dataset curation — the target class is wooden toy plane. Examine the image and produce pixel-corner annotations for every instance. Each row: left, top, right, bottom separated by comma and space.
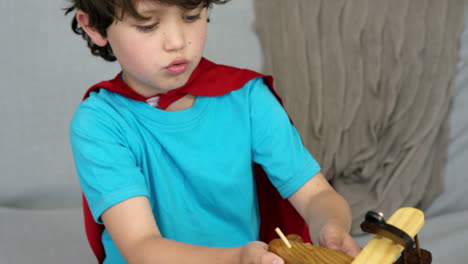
269, 207, 432, 264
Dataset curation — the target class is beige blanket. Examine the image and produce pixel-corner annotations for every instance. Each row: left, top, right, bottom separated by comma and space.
254, 0, 465, 234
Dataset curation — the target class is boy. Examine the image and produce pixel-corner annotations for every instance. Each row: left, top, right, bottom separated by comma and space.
66, 0, 361, 263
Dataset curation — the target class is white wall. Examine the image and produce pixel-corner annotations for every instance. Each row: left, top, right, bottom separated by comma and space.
0, 1, 262, 263
0, 0, 262, 209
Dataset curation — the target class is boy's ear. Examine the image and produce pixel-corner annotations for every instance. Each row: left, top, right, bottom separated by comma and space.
76, 10, 108, 47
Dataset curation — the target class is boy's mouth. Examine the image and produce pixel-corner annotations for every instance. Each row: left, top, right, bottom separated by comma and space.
166, 58, 189, 75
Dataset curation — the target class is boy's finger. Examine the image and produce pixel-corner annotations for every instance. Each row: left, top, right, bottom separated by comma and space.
260, 252, 284, 264
341, 239, 362, 258
320, 231, 343, 250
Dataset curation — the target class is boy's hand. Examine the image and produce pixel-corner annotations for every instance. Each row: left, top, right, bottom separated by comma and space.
318, 222, 362, 258
240, 241, 284, 264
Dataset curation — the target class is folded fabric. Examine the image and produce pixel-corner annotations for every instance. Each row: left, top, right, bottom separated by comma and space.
254, 0, 465, 234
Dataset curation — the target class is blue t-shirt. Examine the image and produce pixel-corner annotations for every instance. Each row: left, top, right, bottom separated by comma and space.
70, 77, 320, 263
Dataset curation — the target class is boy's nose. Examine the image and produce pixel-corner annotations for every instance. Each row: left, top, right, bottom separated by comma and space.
162, 23, 186, 51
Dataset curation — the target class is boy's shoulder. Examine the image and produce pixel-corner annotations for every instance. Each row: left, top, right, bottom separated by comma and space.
71, 89, 121, 127
79, 88, 123, 111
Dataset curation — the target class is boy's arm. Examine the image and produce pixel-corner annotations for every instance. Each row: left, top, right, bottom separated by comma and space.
287, 172, 361, 257
101, 196, 283, 264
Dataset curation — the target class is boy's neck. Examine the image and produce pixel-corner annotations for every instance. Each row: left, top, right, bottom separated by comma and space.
164, 94, 196, 111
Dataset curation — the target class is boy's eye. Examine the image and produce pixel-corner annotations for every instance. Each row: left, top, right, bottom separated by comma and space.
184, 13, 201, 22
136, 23, 158, 32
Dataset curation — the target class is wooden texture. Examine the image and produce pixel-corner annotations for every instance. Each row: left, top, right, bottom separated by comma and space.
352, 207, 425, 264
268, 238, 353, 264
268, 208, 426, 264
268, 234, 353, 264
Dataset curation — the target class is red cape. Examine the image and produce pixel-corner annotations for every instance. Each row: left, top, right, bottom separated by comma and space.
81, 58, 311, 263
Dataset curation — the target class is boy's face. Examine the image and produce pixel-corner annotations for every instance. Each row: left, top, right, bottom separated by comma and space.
86, 1, 208, 96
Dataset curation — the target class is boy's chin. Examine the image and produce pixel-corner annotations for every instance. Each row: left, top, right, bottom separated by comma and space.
160, 77, 192, 91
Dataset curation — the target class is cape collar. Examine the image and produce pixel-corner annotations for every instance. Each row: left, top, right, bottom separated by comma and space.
84, 57, 273, 110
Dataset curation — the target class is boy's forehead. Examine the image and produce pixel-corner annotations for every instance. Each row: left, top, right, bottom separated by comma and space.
115, 0, 204, 20
131, 0, 168, 11
134, 0, 203, 10
116, 0, 177, 21
125, 0, 203, 17
134, 0, 166, 14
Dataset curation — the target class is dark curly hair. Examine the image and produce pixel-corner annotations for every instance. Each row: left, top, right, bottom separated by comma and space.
65, 0, 230, 61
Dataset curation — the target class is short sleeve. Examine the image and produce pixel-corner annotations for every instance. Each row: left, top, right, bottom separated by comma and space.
70, 95, 149, 223
249, 78, 321, 198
